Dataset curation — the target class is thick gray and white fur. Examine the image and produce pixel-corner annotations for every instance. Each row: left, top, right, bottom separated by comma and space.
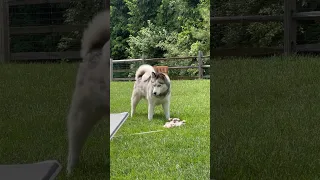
67, 10, 110, 175
131, 64, 171, 120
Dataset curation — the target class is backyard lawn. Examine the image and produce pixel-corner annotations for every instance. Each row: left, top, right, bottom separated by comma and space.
211, 56, 320, 179
110, 80, 210, 179
0, 63, 210, 180
3, 56, 318, 179
0, 63, 109, 180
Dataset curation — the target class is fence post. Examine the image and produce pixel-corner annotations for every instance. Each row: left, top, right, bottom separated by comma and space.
142, 54, 145, 64
110, 58, 113, 81
284, 0, 297, 56
198, 51, 204, 79
0, 0, 10, 63
103, 0, 110, 10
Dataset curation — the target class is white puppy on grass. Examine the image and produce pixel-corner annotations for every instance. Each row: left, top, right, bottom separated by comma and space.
66, 10, 110, 175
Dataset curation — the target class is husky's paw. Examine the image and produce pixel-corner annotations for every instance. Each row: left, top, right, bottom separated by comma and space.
147, 112, 153, 120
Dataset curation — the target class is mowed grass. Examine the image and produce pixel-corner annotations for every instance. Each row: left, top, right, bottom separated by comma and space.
110, 80, 210, 179
0, 63, 109, 180
211, 56, 320, 179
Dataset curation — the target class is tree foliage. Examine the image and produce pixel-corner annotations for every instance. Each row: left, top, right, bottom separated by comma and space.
212, 0, 320, 49
57, 0, 105, 52
122, 0, 210, 59
110, 0, 210, 77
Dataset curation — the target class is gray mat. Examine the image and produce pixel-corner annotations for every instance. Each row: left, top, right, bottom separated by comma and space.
110, 112, 129, 139
0, 160, 62, 180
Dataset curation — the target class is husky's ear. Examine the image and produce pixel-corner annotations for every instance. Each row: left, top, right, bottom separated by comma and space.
151, 72, 156, 78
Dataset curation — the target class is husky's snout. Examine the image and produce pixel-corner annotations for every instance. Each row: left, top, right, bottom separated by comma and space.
152, 88, 161, 96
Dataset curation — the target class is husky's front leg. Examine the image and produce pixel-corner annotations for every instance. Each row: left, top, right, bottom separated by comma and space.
148, 101, 155, 120
131, 92, 141, 118
162, 101, 170, 120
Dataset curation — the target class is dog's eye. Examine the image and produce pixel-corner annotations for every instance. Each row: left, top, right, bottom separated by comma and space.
157, 84, 161, 87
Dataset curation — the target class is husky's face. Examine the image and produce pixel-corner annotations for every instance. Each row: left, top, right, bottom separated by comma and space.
151, 72, 169, 96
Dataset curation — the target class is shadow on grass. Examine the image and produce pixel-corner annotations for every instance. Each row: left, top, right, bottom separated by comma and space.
135, 111, 182, 121
133, 113, 167, 121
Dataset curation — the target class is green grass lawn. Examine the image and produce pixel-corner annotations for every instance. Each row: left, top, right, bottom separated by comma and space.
211, 56, 320, 179
110, 80, 210, 179
0, 63, 109, 180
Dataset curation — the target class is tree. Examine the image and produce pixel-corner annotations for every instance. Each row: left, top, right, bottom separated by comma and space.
110, 0, 130, 59
125, 0, 209, 77
211, 0, 320, 50
57, 0, 105, 53
124, 0, 162, 35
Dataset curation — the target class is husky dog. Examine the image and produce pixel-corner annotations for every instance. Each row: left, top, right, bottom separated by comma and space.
67, 10, 110, 175
131, 64, 171, 120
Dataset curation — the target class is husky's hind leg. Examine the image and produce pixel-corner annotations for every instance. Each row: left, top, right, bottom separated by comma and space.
67, 109, 101, 175
131, 92, 141, 118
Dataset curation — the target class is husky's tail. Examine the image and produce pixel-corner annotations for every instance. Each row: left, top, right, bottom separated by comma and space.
80, 10, 110, 59
135, 64, 155, 81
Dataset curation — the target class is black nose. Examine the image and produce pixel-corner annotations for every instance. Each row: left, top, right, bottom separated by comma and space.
153, 92, 157, 95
